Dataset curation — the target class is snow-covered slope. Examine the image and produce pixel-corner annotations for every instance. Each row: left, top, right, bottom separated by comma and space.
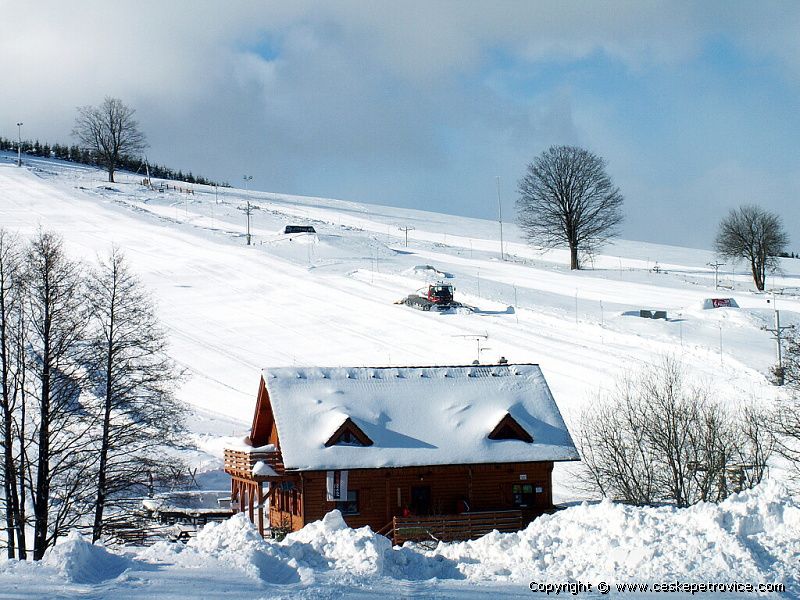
1, 154, 799, 597
1, 153, 797, 493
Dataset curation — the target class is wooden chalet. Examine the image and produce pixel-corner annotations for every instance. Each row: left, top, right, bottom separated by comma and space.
223, 364, 579, 544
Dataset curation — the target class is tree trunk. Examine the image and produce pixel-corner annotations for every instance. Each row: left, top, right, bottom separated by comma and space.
92, 325, 115, 542
15, 328, 27, 559
0, 292, 16, 558
570, 244, 579, 270
107, 166, 115, 183
2, 408, 19, 558
750, 259, 764, 291
33, 315, 51, 561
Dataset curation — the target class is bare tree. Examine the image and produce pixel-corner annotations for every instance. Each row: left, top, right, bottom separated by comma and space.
579, 357, 772, 506
517, 145, 624, 270
577, 375, 657, 505
72, 97, 147, 183
84, 248, 186, 542
773, 331, 800, 488
714, 205, 788, 291
24, 231, 97, 559
0, 230, 24, 558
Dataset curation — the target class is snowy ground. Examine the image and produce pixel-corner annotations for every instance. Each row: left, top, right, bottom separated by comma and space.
0, 484, 796, 598
0, 153, 798, 598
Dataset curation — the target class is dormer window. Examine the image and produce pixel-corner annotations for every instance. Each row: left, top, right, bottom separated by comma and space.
488, 413, 533, 443
325, 417, 374, 447
336, 429, 363, 446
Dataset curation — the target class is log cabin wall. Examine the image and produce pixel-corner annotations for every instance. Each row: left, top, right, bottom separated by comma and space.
297, 461, 554, 532
267, 477, 304, 532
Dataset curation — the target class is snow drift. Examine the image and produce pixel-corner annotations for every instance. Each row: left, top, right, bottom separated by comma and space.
147, 483, 798, 592
187, 514, 301, 584
42, 531, 133, 584
180, 510, 460, 584
433, 481, 799, 590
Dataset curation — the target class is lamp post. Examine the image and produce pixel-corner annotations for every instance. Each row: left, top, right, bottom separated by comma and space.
496, 176, 505, 260
707, 261, 724, 290
240, 176, 256, 245
16, 122, 23, 167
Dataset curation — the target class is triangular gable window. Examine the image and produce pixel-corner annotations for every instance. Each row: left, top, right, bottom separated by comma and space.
488, 413, 533, 443
325, 417, 374, 447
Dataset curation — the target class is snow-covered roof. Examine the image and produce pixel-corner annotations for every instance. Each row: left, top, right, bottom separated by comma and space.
141, 491, 232, 515
262, 364, 579, 471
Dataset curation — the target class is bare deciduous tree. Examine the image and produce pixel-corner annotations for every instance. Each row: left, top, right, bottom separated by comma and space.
0, 230, 24, 558
579, 357, 772, 506
773, 331, 800, 488
714, 205, 788, 291
0, 231, 189, 559
84, 248, 186, 542
72, 97, 147, 183
517, 145, 624, 270
24, 231, 96, 559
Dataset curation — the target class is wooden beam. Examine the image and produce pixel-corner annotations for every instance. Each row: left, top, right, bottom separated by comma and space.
257, 484, 264, 536
248, 482, 255, 523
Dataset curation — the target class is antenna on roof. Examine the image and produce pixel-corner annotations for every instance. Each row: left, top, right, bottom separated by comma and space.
452, 332, 489, 364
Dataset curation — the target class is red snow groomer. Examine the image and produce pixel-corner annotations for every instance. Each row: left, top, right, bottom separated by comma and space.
395, 282, 467, 312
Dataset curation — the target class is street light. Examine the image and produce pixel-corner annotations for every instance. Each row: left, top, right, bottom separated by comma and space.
16, 122, 23, 167
240, 176, 255, 245
496, 176, 505, 260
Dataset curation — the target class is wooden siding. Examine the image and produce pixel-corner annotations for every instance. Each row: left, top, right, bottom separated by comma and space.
298, 461, 554, 533
390, 509, 524, 544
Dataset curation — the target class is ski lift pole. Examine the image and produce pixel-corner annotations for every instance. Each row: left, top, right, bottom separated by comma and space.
764, 290, 794, 385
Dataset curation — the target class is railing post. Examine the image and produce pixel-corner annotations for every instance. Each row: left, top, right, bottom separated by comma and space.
257, 484, 265, 536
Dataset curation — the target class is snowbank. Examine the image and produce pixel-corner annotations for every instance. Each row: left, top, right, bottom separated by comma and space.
178, 510, 460, 584
42, 531, 133, 584
188, 514, 301, 584
282, 510, 390, 575
161, 484, 798, 591
432, 481, 799, 590
404, 264, 452, 279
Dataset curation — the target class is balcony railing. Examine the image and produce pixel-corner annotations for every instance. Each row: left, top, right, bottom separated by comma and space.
223, 448, 285, 480
385, 509, 524, 545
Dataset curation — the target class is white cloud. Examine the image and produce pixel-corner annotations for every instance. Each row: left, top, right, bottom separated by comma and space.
1, 1, 799, 247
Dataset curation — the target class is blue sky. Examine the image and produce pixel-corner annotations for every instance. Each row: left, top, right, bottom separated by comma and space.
2, 1, 799, 250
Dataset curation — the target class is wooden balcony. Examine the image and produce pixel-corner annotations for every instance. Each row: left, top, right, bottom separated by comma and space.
383, 509, 524, 545
223, 448, 286, 481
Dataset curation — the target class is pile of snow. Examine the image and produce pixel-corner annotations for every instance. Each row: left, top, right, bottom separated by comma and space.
283, 510, 390, 575
188, 514, 302, 584
182, 510, 459, 584
252, 461, 279, 477
226, 438, 277, 453
163, 484, 798, 591
279, 510, 461, 581
431, 481, 799, 590
42, 531, 133, 584
404, 264, 452, 279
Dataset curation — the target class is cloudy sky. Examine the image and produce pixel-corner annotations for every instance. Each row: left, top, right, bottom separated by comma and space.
2, 1, 799, 249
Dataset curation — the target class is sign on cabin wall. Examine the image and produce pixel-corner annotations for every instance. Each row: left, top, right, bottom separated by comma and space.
326, 470, 348, 501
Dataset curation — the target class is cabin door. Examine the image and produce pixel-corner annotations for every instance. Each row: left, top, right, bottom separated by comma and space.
411, 485, 431, 515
